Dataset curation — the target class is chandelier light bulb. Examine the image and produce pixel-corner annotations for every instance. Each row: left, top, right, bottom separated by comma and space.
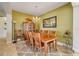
33, 16, 41, 23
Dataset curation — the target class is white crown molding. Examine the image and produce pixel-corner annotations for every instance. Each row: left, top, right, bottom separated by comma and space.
11, 2, 68, 16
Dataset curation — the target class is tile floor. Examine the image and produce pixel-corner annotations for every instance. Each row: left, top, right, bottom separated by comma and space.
0, 39, 17, 56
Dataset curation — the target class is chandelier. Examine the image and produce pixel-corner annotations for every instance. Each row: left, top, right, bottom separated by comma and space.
33, 16, 41, 23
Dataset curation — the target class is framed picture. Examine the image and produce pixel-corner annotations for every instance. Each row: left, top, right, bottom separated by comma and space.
43, 16, 57, 28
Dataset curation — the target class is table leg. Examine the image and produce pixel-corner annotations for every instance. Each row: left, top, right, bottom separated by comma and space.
44, 43, 48, 56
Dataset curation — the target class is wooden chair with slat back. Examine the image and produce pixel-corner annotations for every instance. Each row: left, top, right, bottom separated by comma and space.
48, 31, 56, 37
28, 32, 34, 50
33, 32, 44, 55
40, 30, 49, 36
15, 29, 23, 42
24, 31, 30, 46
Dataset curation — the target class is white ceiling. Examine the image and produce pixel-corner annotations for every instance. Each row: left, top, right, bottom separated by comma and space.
11, 2, 68, 16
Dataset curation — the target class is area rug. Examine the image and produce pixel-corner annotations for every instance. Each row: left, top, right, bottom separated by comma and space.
15, 39, 78, 56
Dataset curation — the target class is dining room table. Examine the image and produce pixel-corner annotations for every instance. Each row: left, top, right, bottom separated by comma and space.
40, 33, 57, 55
32, 31, 57, 55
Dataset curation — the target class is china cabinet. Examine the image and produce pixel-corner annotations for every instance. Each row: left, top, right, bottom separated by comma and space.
23, 18, 35, 32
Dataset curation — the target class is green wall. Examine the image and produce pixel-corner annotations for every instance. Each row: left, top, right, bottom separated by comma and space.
12, 3, 73, 43
0, 11, 4, 17
12, 10, 34, 30
39, 3, 73, 43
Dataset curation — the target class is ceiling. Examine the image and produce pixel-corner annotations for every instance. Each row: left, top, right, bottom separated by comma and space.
11, 2, 68, 16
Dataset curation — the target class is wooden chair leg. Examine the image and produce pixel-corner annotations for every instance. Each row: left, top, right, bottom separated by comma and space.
50, 43, 53, 52
54, 40, 57, 51
33, 47, 36, 55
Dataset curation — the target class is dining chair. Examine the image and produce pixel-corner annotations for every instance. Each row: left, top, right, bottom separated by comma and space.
15, 29, 23, 42
40, 30, 48, 34
33, 32, 45, 55
28, 32, 35, 50
48, 31, 56, 37
24, 31, 30, 46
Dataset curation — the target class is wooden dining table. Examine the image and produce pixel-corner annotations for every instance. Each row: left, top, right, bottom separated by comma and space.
40, 33, 57, 55
32, 31, 57, 55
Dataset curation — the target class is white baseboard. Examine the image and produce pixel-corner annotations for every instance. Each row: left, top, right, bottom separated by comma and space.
57, 41, 72, 48
73, 47, 79, 52
57, 41, 79, 53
